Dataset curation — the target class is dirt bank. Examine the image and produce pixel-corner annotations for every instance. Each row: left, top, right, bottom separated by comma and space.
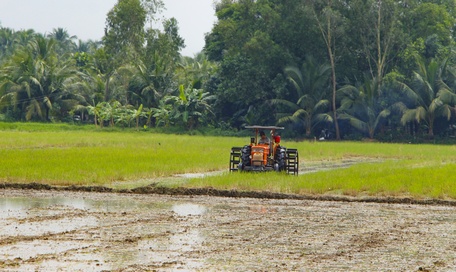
1, 188, 456, 271
2, 182, 456, 206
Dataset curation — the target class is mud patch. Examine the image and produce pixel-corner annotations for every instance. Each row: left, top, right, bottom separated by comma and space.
300, 157, 384, 174
1, 189, 455, 271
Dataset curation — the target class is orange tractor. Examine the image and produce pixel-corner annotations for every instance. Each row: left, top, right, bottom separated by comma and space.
229, 126, 299, 175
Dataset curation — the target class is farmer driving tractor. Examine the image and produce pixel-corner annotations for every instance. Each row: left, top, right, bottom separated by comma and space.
258, 130, 270, 145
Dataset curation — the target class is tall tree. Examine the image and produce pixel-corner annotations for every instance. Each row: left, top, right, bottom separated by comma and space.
127, 17, 185, 110
204, 0, 290, 127
141, 0, 164, 28
102, 0, 147, 102
348, 0, 404, 88
104, 0, 147, 60
309, 0, 347, 140
405, 2, 455, 47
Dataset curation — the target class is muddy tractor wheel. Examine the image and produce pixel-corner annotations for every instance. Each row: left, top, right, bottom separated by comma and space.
285, 149, 299, 175
275, 149, 286, 172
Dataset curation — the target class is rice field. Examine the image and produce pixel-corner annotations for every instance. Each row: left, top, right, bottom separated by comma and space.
2, 122, 456, 200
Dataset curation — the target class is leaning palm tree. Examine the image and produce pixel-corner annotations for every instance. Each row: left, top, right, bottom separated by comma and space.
395, 57, 456, 137
271, 56, 333, 137
337, 76, 390, 139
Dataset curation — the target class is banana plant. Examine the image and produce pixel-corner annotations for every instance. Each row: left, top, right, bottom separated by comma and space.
131, 104, 145, 130
170, 84, 215, 130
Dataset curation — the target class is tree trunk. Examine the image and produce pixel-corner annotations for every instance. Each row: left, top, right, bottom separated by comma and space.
306, 115, 312, 137
428, 119, 434, 138
376, 0, 383, 89
45, 108, 50, 122
329, 54, 340, 140
104, 76, 111, 102
325, 6, 341, 140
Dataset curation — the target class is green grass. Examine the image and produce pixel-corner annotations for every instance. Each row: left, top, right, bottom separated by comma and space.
188, 141, 456, 200
0, 123, 245, 186
2, 122, 456, 200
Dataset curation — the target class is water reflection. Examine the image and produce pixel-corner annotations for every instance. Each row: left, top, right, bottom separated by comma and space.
0, 195, 169, 214
0, 196, 91, 211
0, 195, 209, 270
172, 203, 207, 216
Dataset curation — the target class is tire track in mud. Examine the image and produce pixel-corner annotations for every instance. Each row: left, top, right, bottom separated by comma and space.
0, 204, 191, 270
0, 207, 173, 246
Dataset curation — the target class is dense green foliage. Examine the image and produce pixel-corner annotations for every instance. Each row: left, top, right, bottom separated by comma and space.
3, 0, 456, 141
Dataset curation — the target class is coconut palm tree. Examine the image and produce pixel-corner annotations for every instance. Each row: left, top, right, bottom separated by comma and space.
395, 57, 456, 137
337, 77, 390, 139
271, 56, 333, 137
126, 47, 180, 112
0, 36, 81, 121
47, 28, 77, 56
177, 52, 217, 89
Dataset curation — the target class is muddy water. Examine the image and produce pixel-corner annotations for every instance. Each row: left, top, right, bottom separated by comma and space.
1, 189, 456, 271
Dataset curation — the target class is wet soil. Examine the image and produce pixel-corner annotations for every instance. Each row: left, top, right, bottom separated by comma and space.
1, 188, 456, 271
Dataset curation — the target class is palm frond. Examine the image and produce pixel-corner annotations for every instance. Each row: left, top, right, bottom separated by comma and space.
429, 98, 443, 113
291, 108, 309, 119
314, 99, 330, 113
277, 115, 302, 126
400, 109, 417, 125
396, 81, 422, 106
437, 89, 456, 105
311, 113, 333, 130
269, 99, 300, 111
339, 113, 368, 134
373, 109, 391, 132
284, 66, 305, 97
435, 104, 452, 120
415, 106, 427, 124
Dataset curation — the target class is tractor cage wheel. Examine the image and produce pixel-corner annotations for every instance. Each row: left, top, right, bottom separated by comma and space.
229, 147, 242, 172
285, 148, 299, 175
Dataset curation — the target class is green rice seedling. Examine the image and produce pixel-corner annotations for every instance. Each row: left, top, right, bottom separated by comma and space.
0, 128, 242, 186
187, 144, 456, 200
3, 122, 456, 200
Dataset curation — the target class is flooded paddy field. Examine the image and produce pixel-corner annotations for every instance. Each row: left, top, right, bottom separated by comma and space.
1, 189, 456, 271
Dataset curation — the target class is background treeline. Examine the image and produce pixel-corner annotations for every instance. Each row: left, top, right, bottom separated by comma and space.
2, 0, 456, 142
